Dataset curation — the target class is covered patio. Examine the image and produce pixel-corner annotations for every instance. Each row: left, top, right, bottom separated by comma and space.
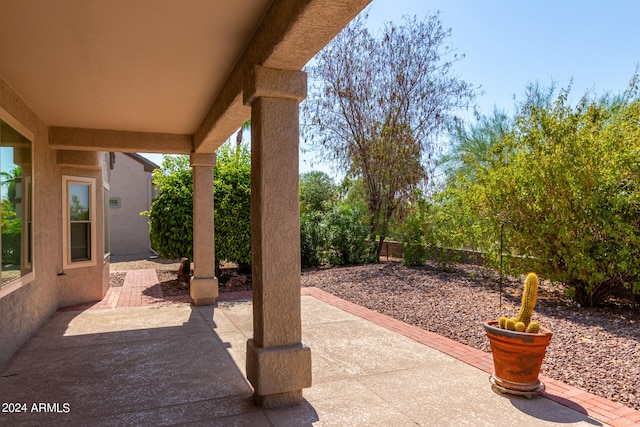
0, 0, 369, 407
0, 276, 615, 426
1, 2, 638, 425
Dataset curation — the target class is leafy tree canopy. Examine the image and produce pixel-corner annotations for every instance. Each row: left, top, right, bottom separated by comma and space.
214, 142, 251, 265
300, 171, 338, 214
147, 155, 193, 260
433, 73, 640, 306
146, 140, 253, 266
303, 12, 475, 260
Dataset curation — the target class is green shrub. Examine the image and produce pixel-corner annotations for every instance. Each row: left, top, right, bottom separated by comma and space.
301, 210, 327, 268
214, 143, 252, 265
300, 171, 338, 214
147, 155, 194, 260
325, 203, 372, 265
146, 143, 253, 265
435, 76, 640, 306
401, 204, 427, 267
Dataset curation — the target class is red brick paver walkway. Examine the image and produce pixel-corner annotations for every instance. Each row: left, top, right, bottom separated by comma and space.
59, 272, 640, 426
58, 269, 194, 312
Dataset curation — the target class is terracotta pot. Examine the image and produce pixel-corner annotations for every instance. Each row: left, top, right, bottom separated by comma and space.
483, 320, 553, 395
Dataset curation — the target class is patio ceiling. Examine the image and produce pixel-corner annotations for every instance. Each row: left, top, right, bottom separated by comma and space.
0, 0, 370, 153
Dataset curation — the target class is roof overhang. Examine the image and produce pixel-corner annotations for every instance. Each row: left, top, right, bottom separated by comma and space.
0, 0, 371, 153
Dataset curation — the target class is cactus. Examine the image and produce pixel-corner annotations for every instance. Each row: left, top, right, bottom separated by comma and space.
505, 318, 516, 331
498, 316, 508, 329
496, 272, 543, 334
526, 321, 540, 333
516, 273, 538, 327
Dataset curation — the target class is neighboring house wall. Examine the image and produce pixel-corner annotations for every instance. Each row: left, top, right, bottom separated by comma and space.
109, 153, 158, 256
0, 77, 109, 367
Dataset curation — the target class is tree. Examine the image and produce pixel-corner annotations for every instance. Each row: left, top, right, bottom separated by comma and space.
303, 13, 475, 260
235, 119, 251, 148
447, 76, 640, 306
300, 171, 338, 214
147, 155, 194, 260
439, 108, 511, 183
145, 140, 253, 265
214, 141, 252, 266
299, 170, 374, 267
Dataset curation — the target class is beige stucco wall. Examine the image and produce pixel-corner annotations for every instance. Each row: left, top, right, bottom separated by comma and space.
108, 153, 156, 256
0, 76, 109, 366
0, 76, 58, 366
56, 160, 109, 307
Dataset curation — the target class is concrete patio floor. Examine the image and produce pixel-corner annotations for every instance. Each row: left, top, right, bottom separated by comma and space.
1, 271, 637, 426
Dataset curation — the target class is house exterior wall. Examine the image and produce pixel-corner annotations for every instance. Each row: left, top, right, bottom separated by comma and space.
0, 76, 109, 367
108, 153, 156, 256
56, 157, 109, 307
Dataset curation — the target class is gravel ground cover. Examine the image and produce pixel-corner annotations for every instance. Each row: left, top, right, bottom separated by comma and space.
301, 261, 640, 411
110, 256, 640, 411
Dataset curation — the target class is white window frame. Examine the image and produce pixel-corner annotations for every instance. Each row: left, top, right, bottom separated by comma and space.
62, 175, 97, 269
21, 176, 32, 271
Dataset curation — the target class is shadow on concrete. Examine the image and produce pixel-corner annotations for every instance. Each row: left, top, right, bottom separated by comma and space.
0, 303, 318, 426
491, 388, 603, 426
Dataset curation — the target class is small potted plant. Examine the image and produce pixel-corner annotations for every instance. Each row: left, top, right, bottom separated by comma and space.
483, 272, 553, 397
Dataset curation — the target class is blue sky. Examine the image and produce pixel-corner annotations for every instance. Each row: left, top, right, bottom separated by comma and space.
142, 1, 639, 173
366, 0, 639, 116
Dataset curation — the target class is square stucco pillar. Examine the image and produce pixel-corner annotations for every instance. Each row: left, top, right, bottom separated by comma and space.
189, 153, 218, 305
243, 65, 312, 408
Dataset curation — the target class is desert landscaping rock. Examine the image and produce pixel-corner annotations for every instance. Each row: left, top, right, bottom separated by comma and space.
301, 261, 640, 411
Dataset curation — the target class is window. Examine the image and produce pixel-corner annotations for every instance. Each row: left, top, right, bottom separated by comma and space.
62, 176, 96, 268
109, 197, 121, 208
1, 119, 32, 290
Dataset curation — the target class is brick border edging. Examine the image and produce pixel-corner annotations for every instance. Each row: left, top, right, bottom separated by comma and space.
55, 272, 639, 426
300, 287, 640, 427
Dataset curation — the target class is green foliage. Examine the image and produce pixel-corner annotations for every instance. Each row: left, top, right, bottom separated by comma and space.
304, 13, 475, 260
145, 141, 253, 265
417, 185, 495, 270
1, 167, 23, 266
325, 203, 373, 266
299, 178, 374, 268
300, 171, 338, 214
1, 199, 21, 265
147, 155, 193, 260
401, 197, 428, 267
214, 142, 252, 265
481, 79, 640, 306
436, 73, 640, 306
440, 108, 512, 183
300, 210, 327, 268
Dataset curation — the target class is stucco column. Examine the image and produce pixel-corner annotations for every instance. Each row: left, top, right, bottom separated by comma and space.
243, 65, 311, 408
189, 152, 218, 305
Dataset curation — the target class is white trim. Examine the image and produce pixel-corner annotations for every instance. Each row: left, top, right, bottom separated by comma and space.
0, 272, 35, 299
62, 175, 97, 269
21, 176, 32, 271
